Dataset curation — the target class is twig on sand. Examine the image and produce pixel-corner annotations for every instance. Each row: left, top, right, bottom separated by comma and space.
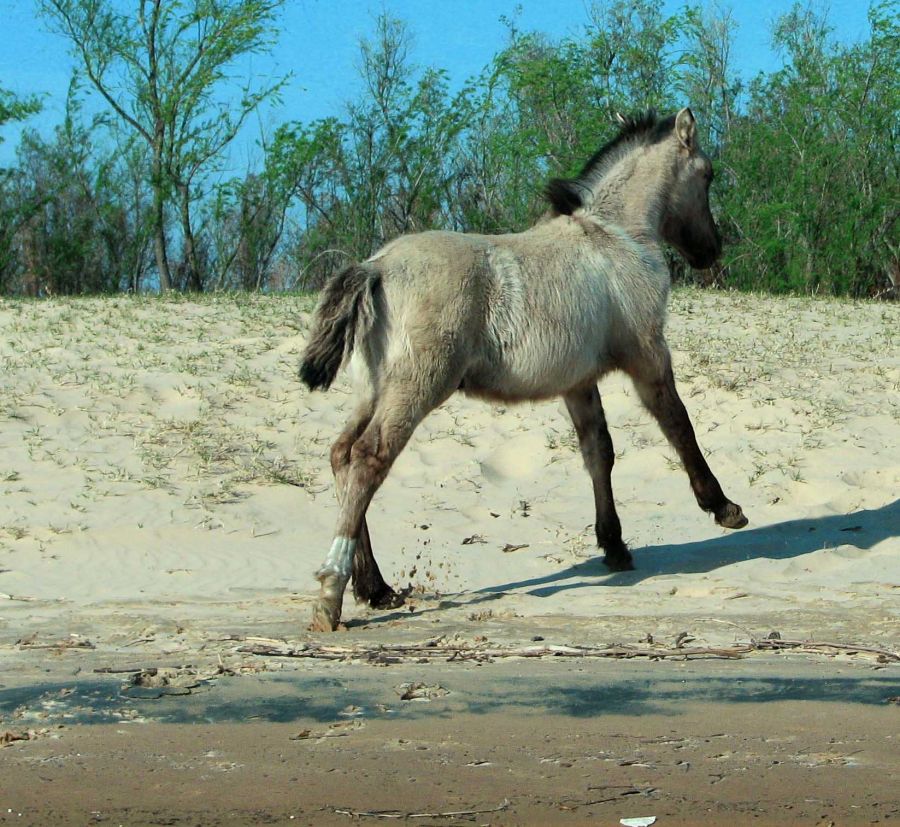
332, 799, 509, 819
1, 731, 32, 746
748, 637, 899, 662
16, 635, 94, 650
238, 640, 750, 662
236, 637, 899, 664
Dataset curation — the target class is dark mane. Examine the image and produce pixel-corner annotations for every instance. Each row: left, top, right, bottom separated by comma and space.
545, 110, 676, 215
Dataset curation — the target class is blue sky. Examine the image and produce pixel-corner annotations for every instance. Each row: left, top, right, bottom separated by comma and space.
0, 0, 876, 170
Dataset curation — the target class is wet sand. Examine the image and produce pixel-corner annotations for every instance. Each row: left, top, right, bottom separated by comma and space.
2, 657, 899, 826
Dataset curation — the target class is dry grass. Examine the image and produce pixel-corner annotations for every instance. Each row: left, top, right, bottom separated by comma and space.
0, 293, 323, 550
0, 288, 896, 605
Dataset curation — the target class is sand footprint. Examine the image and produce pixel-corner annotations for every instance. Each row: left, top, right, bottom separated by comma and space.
478, 433, 551, 486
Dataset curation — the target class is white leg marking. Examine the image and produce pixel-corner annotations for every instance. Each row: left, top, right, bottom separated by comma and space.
318, 536, 356, 581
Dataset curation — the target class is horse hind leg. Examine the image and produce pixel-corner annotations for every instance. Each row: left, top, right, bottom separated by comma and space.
626, 344, 748, 529
352, 521, 405, 609
312, 367, 461, 631
312, 401, 425, 632
329, 403, 403, 610
564, 385, 633, 571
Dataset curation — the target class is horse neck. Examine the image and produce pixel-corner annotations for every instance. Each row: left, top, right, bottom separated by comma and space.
585, 147, 671, 242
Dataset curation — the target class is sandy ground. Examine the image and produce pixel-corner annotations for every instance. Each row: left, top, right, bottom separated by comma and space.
0, 289, 898, 823
1, 658, 899, 826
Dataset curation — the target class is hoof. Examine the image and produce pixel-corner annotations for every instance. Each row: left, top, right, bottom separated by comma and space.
716, 502, 748, 530
369, 586, 407, 610
603, 555, 635, 572
309, 570, 346, 632
353, 579, 408, 610
602, 543, 634, 572
308, 598, 341, 632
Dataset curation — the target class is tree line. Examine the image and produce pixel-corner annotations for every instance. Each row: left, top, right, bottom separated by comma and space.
0, 0, 896, 298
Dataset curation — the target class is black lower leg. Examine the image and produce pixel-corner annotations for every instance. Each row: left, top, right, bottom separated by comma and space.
635, 365, 747, 529
594, 444, 632, 571
598, 521, 633, 571
565, 386, 634, 571
351, 521, 405, 608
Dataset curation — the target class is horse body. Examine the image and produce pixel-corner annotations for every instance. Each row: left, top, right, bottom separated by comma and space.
300, 108, 747, 632
350, 216, 669, 404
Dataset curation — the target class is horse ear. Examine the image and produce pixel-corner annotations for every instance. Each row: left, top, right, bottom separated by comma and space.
675, 107, 696, 150
545, 178, 583, 215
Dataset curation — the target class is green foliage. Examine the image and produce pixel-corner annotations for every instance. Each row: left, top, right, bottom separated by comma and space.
2, 0, 897, 297
208, 122, 312, 291
0, 88, 42, 145
716, 1, 898, 296
0, 87, 42, 279
284, 14, 474, 288
37, 0, 288, 291
0, 88, 152, 295
488, 0, 683, 183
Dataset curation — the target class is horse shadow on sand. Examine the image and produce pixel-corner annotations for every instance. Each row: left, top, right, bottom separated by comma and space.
481, 498, 900, 600
358, 499, 899, 625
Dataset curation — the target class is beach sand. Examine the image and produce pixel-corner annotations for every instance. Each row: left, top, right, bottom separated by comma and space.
0, 289, 897, 823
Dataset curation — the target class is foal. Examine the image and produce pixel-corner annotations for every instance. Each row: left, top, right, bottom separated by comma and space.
300, 108, 747, 631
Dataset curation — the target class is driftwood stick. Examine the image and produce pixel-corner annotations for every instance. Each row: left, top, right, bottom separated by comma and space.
236, 637, 899, 663
748, 638, 899, 662
237, 642, 752, 661
333, 798, 510, 819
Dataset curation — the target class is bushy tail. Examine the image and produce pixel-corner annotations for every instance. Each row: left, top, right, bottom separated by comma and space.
299, 264, 380, 391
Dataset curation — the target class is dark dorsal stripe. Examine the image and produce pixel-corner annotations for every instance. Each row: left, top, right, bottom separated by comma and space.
545, 110, 677, 215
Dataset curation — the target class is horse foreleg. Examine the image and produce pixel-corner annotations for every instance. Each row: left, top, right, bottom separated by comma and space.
564, 385, 633, 571
628, 348, 748, 530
